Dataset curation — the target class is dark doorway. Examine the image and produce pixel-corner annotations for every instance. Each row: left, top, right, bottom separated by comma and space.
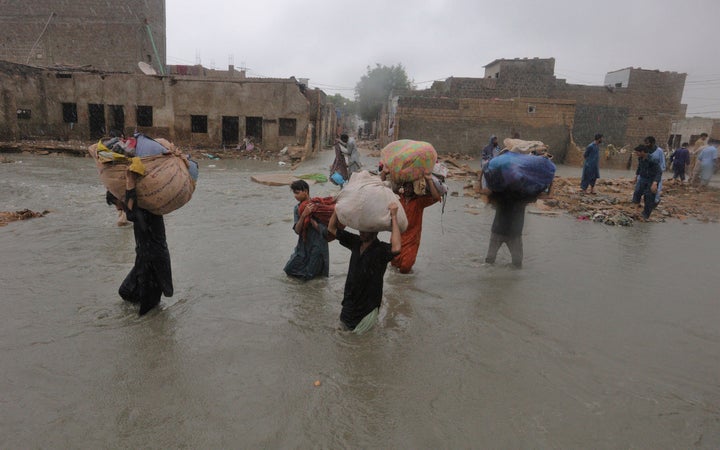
245, 116, 263, 142
109, 105, 125, 135
89, 104, 106, 139
222, 116, 239, 146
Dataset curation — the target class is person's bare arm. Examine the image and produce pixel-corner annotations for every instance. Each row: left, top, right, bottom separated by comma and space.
389, 203, 401, 254
328, 210, 338, 236
425, 172, 441, 201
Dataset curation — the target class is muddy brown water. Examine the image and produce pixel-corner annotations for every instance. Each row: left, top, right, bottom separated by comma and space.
1, 150, 719, 448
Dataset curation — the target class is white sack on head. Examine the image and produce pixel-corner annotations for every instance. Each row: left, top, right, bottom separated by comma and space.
334, 171, 408, 232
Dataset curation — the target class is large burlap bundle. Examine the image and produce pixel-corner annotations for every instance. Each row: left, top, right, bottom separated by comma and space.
89, 141, 196, 215
335, 171, 408, 232
380, 139, 437, 184
503, 138, 548, 154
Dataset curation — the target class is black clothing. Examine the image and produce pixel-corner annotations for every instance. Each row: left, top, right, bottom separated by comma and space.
119, 208, 173, 315
635, 157, 662, 183
491, 199, 527, 237
486, 195, 527, 267
633, 157, 662, 220
336, 229, 398, 330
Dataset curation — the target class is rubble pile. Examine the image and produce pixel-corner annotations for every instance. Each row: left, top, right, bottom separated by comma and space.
0, 209, 48, 227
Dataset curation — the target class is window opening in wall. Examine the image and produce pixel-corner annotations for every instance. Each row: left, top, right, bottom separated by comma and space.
109, 105, 125, 134
191, 115, 208, 133
17, 109, 31, 120
56, 73, 72, 79
615, 82, 622, 88
279, 118, 297, 137
527, 105, 536, 114
62, 103, 77, 123
222, 116, 239, 146
246, 116, 263, 142
638, 116, 643, 121
136, 105, 153, 127
89, 103, 106, 139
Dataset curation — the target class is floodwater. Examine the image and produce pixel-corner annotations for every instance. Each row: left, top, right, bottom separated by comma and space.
1, 149, 719, 449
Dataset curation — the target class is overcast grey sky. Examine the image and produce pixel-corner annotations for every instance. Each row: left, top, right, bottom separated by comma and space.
166, 0, 720, 118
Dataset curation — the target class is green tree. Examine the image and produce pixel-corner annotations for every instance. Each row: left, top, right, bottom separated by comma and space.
355, 64, 413, 122
326, 93, 356, 115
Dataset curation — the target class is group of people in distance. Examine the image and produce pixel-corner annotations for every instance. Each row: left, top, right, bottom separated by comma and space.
582, 133, 718, 220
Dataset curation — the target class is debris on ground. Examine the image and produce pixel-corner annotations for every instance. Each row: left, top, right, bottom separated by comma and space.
0, 209, 49, 226
462, 174, 720, 225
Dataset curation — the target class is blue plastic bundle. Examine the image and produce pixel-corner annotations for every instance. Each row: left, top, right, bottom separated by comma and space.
483, 152, 556, 196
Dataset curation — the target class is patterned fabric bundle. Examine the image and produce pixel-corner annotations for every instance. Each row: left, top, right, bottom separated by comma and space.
380, 140, 438, 184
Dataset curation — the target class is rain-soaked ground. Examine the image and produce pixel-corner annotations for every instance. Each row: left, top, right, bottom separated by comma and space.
1, 149, 719, 448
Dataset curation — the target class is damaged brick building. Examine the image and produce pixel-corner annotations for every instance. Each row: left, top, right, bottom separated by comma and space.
380, 58, 687, 164
0, 0, 336, 155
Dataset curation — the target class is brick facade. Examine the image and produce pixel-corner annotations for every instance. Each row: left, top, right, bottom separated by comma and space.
384, 58, 687, 163
381, 96, 575, 157
0, 1, 166, 74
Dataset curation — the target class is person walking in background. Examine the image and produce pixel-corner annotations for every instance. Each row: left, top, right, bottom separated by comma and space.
644, 136, 666, 204
670, 142, 691, 183
345, 136, 362, 177
283, 180, 330, 281
694, 143, 718, 187
632, 145, 662, 221
581, 133, 603, 194
330, 134, 350, 186
327, 204, 402, 334
689, 133, 709, 185
481, 135, 500, 165
106, 189, 173, 316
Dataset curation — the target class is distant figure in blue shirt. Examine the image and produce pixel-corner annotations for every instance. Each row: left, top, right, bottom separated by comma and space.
670, 142, 690, 182
581, 133, 603, 194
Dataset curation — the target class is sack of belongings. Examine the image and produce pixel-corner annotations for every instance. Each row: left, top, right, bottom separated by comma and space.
483, 151, 555, 197
335, 171, 409, 232
380, 139, 438, 184
89, 137, 197, 215
503, 138, 548, 154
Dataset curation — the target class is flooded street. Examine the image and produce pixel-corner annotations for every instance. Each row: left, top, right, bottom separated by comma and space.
1, 149, 719, 448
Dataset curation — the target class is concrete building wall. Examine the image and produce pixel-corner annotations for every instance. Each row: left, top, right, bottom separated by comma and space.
670, 117, 720, 147
0, 0, 166, 74
381, 96, 575, 158
0, 62, 318, 152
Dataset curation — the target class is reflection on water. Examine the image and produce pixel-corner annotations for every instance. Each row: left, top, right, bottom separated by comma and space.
1, 153, 719, 448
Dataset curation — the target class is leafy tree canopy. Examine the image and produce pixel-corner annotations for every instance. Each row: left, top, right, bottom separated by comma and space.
355, 64, 413, 122
326, 94, 356, 114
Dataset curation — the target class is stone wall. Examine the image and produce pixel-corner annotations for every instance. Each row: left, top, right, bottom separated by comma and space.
0, 0, 166, 74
